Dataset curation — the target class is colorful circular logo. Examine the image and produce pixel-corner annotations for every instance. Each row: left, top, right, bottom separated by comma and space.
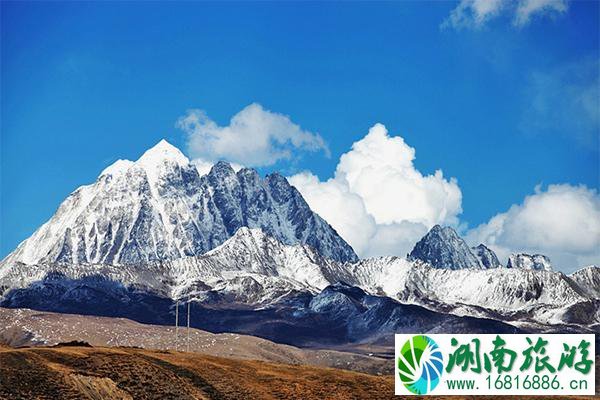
397, 335, 444, 394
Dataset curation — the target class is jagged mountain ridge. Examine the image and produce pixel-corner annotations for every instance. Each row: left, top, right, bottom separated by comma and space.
1, 228, 597, 329
407, 225, 554, 271
507, 253, 552, 271
1, 140, 357, 267
0, 139, 595, 341
472, 244, 502, 269
569, 266, 600, 299
407, 225, 484, 269
0, 228, 529, 345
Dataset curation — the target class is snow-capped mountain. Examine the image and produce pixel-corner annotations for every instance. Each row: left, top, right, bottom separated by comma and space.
471, 244, 502, 269
507, 253, 553, 271
325, 260, 597, 328
569, 266, 600, 299
171, 229, 593, 326
2, 228, 597, 330
407, 225, 485, 269
164, 227, 342, 303
0, 141, 597, 343
0, 228, 342, 306
407, 225, 557, 273
1, 140, 357, 267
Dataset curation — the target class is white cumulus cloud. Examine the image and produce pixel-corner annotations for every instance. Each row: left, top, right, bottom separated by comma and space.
288, 172, 377, 256
176, 104, 596, 272
177, 103, 329, 169
289, 123, 463, 258
442, 0, 568, 29
466, 184, 600, 273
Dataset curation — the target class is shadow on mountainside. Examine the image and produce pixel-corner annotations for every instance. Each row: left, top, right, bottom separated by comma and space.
0, 271, 529, 349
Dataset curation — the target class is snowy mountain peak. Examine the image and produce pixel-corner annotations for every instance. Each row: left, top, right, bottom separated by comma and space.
209, 160, 236, 177
568, 265, 600, 298
507, 253, 552, 271
209, 227, 326, 262
1, 141, 358, 266
408, 225, 482, 270
100, 159, 135, 178
265, 172, 288, 184
136, 139, 190, 168
472, 244, 502, 269
429, 224, 445, 234
237, 167, 261, 183
203, 227, 303, 263
207, 227, 277, 252
99, 140, 188, 180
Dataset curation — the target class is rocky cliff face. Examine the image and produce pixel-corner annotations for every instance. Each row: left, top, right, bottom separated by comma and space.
472, 244, 502, 269
507, 254, 553, 271
407, 225, 483, 269
2, 140, 357, 266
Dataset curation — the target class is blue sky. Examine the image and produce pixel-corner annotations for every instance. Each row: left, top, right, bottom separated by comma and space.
1, 1, 598, 269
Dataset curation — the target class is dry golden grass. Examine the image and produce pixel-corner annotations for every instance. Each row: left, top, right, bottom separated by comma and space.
0, 345, 596, 400
0, 345, 393, 399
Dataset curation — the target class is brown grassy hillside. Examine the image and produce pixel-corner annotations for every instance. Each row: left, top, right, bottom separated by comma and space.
0, 345, 393, 399
0, 345, 597, 400
0, 307, 390, 375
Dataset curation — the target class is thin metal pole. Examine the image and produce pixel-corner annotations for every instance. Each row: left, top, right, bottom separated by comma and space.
187, 295, 191, 352
175, 299, 179, 351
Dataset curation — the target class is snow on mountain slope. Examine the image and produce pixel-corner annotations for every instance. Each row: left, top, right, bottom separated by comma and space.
167, 227, 337, 291
2, 228, 597, 327
326, 257, 591, 313
569, 266, 600, 299
507, 253, 553, 271
471, 244, 502, 269
2, 139, 594, 338
0, 228, 341, 306
0, 262, 171, 299
407, 225, 484, 269
1, 140, 357, 267
392, 264, 585, 311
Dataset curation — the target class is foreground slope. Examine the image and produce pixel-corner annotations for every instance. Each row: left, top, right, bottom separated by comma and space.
0, 345, 393, 400
0, 345, 597, 400
0, 307, 390, 375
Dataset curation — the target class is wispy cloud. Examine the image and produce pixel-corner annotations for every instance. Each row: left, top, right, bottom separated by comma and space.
514, 0, 568, 26
442, 0, 568, 30
520, 58, 599, 148
177, 103, 329, 168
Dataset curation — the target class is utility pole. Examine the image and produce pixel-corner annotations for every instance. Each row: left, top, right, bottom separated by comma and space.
175, 299, 179, 351
187, 294, 191, 352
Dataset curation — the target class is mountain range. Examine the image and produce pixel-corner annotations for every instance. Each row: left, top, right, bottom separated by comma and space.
1, 140, 598, 348
2, 140, 356, 266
